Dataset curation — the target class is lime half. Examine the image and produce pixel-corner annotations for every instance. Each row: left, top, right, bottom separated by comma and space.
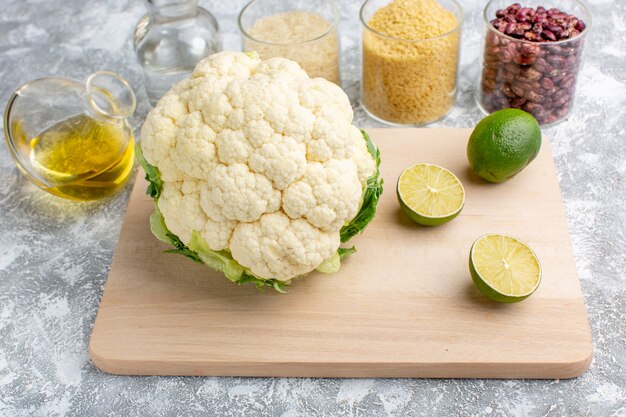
397, 163, 465, 226
470, 234, 541, 303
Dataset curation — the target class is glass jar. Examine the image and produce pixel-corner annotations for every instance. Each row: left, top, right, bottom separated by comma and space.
478, 0, 591, 125
134, 0, 221, 106
360, 0, 463, 126
4, 72, 136, 201
238, 0, 341, 85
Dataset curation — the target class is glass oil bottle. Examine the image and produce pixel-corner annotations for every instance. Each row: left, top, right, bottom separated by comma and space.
4, 71, 137, 201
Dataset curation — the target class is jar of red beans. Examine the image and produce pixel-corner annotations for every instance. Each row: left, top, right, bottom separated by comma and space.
478, 0, 591, 125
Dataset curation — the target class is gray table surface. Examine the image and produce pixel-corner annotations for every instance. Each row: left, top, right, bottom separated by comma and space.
1, 0, 624, 416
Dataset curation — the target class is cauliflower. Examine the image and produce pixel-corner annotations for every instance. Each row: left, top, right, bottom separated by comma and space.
137, 51, 383, 291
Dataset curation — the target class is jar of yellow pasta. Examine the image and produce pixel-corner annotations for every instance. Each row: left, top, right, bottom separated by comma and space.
360, 0, 463, 125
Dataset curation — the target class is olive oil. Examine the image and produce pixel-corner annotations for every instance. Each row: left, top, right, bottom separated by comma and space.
27, 114, 134, 200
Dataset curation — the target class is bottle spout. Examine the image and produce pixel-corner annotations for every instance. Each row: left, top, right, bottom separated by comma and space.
86, 71, 136, 120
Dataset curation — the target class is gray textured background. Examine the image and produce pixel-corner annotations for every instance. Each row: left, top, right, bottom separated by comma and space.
1, 0, 625, 416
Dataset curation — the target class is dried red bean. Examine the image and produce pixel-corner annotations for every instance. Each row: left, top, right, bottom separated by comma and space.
546, 44, 562, 54
514, 54, 536, 65
527, 91, 545, 103
556, 29, 571, 38
561, 79, 574, 90
505, 22, 517, 35
562, 73, 576, 84
553, 95, 570, 107
511, 97, 527, 107
484, 68, 497, 79
521, 67, 542, 81
487, 32, 500, 46
505, 62, 522, 74
548, 68, 561, 78
540, 77, 554, 89
507, 3, 522, 13
533, 57, 552, 73
516, 8, 533, 21
502, 84, 516, 98
484, 78, 497, 90
523, 102, 544, 114
499, 49, 513, 63
521, 43, 539, 56
502, 71, 516, 82
511, 84, 527, 97
546, 54, 565, 67
552, 89, 568, 102
507, 42, 518, 54
542, 30, 557, 41
525, 32, 540, 41
564, 55, 578, 67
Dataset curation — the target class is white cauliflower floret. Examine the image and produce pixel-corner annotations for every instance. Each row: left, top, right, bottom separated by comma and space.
141, 112, 182, 182
140, 51, 379, 283
230, 212, 339, 281
216, 129, 253, 164
199, 164, 281, 223
158, 181, 235, 251
282, 160, 362, 232
172, 112, 218, 179
248, 135, 307, 190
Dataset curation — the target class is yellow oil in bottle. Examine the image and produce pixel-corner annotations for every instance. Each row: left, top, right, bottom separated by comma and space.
27, 114, 134, 200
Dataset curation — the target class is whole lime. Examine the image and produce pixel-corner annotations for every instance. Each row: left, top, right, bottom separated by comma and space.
467, 109, 542, 183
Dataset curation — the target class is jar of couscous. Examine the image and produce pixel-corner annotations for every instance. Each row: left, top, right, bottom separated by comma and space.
360, 0, 463, 126
238, 0, 341, 85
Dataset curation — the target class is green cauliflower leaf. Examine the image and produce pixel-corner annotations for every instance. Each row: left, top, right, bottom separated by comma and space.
339, 130, 384, 243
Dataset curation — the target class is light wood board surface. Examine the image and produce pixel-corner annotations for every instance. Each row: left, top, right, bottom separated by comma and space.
89, 128, 593, 378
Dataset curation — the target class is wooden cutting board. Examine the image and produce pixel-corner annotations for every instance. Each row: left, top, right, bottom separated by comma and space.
89, 128, 593, 378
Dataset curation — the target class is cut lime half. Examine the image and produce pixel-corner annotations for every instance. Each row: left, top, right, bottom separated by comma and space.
470, 234, 542, 303
397, 163, 465, 226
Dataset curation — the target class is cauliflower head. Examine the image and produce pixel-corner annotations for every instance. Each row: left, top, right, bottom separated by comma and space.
137, 51, 382, 291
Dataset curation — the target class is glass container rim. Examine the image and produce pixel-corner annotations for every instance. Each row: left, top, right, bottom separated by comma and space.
483, 0, 592, 46
359, 0, 464, 43
237, 0, 340, 47
85, 71, 137, 120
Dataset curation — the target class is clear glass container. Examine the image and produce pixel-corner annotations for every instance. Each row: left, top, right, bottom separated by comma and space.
134, 0, 221, 106
360, 0, 463, 126
4, 72, 136, 201
477, 0, 591, 125
238, 0, 341, 85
